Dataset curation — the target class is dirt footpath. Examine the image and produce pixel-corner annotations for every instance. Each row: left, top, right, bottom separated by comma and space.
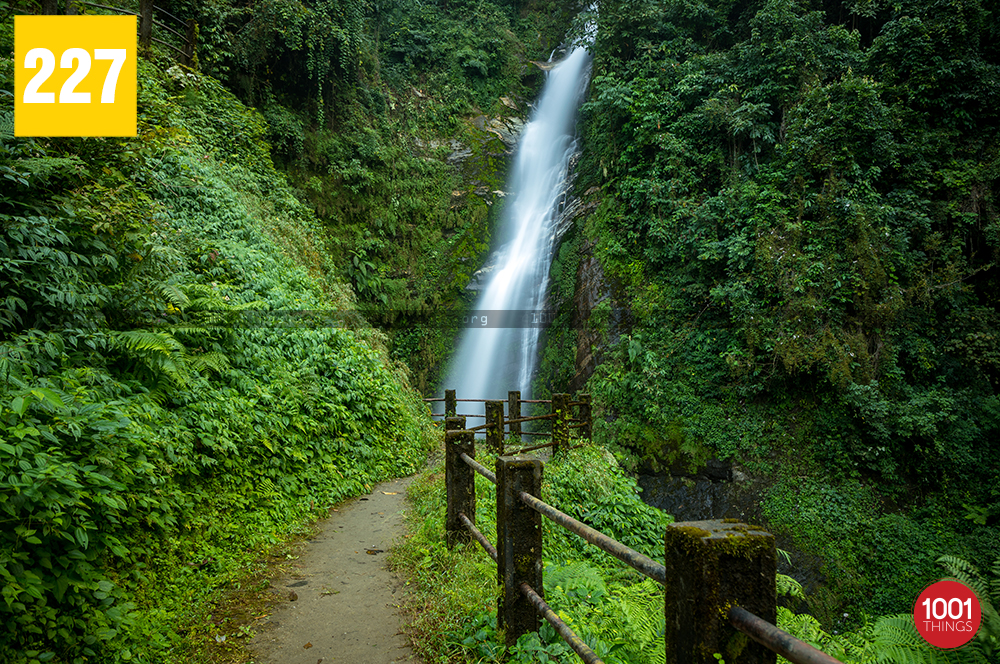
249, 476, 419, 664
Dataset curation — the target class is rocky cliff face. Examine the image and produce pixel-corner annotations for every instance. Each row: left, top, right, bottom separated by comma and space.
570, 235, 608, 392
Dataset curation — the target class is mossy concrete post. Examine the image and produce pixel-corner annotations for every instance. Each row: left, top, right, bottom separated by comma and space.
496, 457, 543, 648
139, 0, 154, 53
184, 19, 197, 67
664, 520, 776, 664
551, 393, 569, 455
578, 393, 592, 440
508, 391, 521, 440
445, 389, 457, 417
486, 400, 504, 454
445, 416, 474, 549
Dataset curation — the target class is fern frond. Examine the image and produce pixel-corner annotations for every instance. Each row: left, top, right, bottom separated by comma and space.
938, 556, 990, 600
115, 330, 185, 354
0, 111, 13, 139
189, 351, 230, 375
154, 282, 190, 310
113, 330, 190, 387
870, 615, 988, 664
778, 574, 806, 600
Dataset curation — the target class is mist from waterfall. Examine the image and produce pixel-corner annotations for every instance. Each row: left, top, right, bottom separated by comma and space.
442, 44, 592, 400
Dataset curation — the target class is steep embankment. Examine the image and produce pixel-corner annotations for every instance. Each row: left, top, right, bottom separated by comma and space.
0, 42, 434, 664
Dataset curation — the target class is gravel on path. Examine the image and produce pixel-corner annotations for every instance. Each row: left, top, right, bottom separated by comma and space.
249, 476, 420, 664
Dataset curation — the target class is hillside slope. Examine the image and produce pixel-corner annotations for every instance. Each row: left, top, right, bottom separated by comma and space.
0, 30, 434, 664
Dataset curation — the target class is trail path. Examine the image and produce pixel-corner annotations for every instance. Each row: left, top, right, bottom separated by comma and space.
249, 476, 420, 664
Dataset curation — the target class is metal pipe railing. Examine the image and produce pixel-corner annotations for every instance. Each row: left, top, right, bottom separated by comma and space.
517, 490, 667, 586
459, 452, 497, 485
730, 606, 843, 664
458, 512, 497, 562
506, 440, 557, 454
519, 582, 605, 664
429, 413, 486, 418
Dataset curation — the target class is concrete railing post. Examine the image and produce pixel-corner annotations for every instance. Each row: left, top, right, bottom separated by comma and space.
551, 393, 568, 455
664, 520, 777, 664
508, 390, 521, 440
445, 389, 457, 417
497, 456, 543, 648
445, 416, 474, 549
139, 0, 153, 53
486, 400, 504, 454
184, 18, 197, 67
578, 393, 592, 440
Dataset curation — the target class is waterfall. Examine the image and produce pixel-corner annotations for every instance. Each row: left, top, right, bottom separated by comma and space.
443, 44, 592, 400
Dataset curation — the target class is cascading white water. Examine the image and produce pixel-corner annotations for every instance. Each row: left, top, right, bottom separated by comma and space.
443, 44, 592, 400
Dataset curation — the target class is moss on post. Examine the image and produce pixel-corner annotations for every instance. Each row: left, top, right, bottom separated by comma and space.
496, 456, 543, 648
551, 393, 568, 455
578, 393, 592, 440
486, 400, 504, 454
508, 390, 521, 441
445, 416, 473, 549
664, 520, 776, 664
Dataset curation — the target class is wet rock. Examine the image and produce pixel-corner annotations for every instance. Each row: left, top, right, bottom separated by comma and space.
447, 142, 473, 166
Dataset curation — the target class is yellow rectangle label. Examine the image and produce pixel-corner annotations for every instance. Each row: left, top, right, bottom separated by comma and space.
15, 15, 137, 137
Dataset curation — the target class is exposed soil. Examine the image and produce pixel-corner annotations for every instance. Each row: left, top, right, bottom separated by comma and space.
248, 476, 421, 664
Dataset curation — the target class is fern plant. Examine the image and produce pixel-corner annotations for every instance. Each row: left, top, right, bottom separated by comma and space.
936, 555, 1000, 658
111, 280, 264, 395
777, 606, 991, 664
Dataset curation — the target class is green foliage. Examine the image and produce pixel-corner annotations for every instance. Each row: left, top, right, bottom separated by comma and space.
778, 609, 989, 664
0, 32, 435, 663
936, 555, 1000, 657
393, 446, 673, 663
574, 0, 1000, 625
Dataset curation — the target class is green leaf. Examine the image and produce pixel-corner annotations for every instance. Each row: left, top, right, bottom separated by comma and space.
95, 627, 117, 641
53, 575, 69, 602
30, 388, 64, 409
11, 396, 28, 416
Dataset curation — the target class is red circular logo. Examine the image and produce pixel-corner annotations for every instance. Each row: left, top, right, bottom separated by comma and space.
913, 580, 982, 649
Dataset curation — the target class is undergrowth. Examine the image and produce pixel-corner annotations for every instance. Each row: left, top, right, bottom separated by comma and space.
0, 27, 435, 664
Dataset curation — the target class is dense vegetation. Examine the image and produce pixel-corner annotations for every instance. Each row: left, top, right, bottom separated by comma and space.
0, 10, 442, 663
533, 0, 1000, 632
1, 0, 575, 660
6, 0, 1000, 660
165, 0, 575, 390
393, 446, 1000, 663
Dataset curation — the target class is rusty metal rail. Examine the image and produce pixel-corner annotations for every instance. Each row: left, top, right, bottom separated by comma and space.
729, 606, 842, 664
507, 440, 556, 454
430, 413, 486, 418
459, 452, 497, 485
458, 512, 497, 562
505, 414, 557, 425
441, 391, 841, 664
517, 490, 668, 586
519, 582, 605, 664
